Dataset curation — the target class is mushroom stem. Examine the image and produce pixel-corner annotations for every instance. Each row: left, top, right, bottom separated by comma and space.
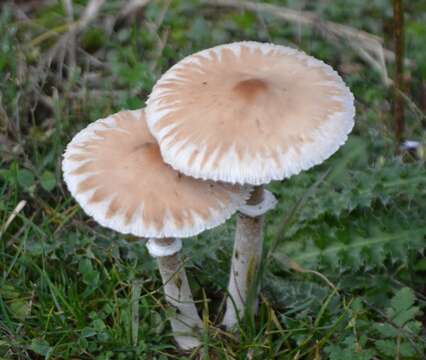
222, 186, 265, 329
147, 238, 202, 350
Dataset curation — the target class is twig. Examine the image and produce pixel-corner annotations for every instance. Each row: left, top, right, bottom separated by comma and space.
77, 0, 106, 31
118, 0, 151, 20
0, 93, 9, 132
145, 0, 172, 73
63, 0, 76, 70
145, 0, 171, 38
149, 28, 170, 72
44, 0, 106, 67
77, 48, 110, 69
393, 0, 405, 146
0, 200, 27, 239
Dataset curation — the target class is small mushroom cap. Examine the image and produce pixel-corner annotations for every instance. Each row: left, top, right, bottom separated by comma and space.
146, 41, 355, 185
62, 109, 249, 238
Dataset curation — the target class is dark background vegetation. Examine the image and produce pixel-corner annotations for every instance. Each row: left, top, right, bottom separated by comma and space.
0, 0, 425, 359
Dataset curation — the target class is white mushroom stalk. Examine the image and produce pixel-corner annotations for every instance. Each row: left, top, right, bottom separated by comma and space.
145, 41, 355, 331
147, 238, 202, 349
62, 109, 249, 349
222, 186, 277, 329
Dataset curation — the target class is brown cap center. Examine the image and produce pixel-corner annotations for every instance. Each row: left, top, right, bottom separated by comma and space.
132, 142, 160, 161
232, 79, 268, 102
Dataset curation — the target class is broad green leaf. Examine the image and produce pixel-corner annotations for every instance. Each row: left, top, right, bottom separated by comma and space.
17, 169, 35, 188
414, 258, 426, 271
78, 258, 93, 275
40, 170, 56, 191
81, 327, 97, 338
390, 287, 415, 313
392, 307, 420, 327
30, 338, 52, 356
399, 342, 417, 357
9, 299, 31, 320
375, 339, 396, 356
325, 336, 376, 360
374, 323, 398, 338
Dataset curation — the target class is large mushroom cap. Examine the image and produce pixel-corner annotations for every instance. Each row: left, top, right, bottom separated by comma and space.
62, 109, 248, 238
146, 41, 355, 185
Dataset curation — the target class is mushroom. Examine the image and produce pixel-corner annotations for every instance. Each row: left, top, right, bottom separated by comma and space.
62, 108, 249, 348
145, 41, 355, 329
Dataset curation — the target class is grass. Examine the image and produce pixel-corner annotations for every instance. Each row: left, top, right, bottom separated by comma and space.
1, 0, 426, 359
